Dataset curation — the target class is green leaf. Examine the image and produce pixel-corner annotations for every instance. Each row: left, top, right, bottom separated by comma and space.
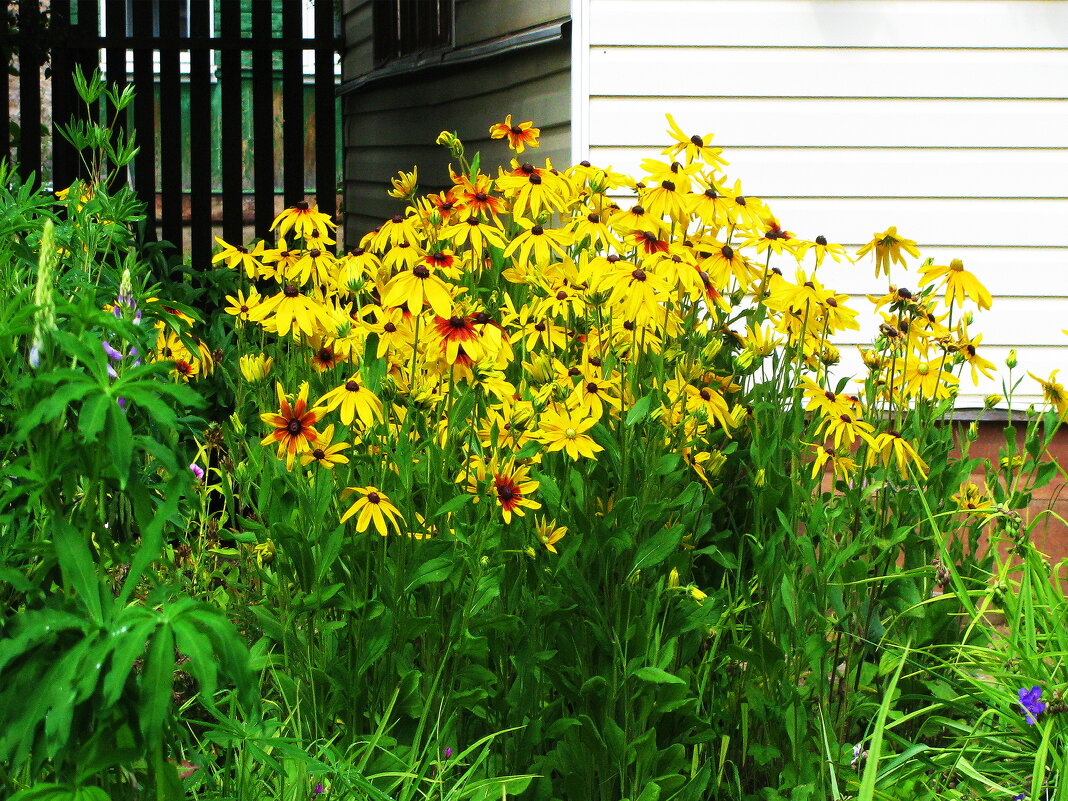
52, 519, 103, 624
629, 524, 684, 577
139, 626, 175, 749
633, 666, 686, 685
405, 556, 454, 592
102, 615, 157, 707
433, 493, 475, 519
626, 394, 653, 426
104, 402, 133, 484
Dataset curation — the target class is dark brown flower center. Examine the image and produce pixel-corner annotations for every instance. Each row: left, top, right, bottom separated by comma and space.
661, 180, 676, 192
309, 249, 321, 257
510, 126, 523, 135
690, 134, 704, 147
449, 316, 466, 329
312, 449, 326, 460
587, 212, 600, 223
284, 284, 299, 297
413, 265, 431, 278
521, 163, 535, 174
367, 492, 381, 504
631, 205, 645, 215
631, 268, 647, 281
722, 245, 734, 260
531, 225, 544, 235
474, 192, 488, 202
529, 174, 542, 185
384, 322, 397, 333
295, 200, 309, 210
556, 290, 568, 301
699, 389, 711, 401
735, 196, 747, 206
287, 419, 302, 434
815, 235, 827, 246
345, 380, 359, 392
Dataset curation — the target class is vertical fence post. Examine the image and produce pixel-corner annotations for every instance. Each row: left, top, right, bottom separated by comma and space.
314, 0, 337, 223
49, 0, 76, 192
104, 0, 127, 190
17, 0, 43, 187
281, 0, 304, 208
219, 0, 242, 246
251, 0, 275, 240
188, 0, 211, 268
157, 0, 182, 252
130, 0, 156, 243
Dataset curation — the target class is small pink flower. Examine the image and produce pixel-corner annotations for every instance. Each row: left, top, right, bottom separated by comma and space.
190, 463, 205, 481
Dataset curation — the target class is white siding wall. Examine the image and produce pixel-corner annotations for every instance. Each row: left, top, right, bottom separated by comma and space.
578, 0, 1068, 407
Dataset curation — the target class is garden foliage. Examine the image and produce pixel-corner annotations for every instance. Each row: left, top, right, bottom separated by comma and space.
2, 71, 1068, 801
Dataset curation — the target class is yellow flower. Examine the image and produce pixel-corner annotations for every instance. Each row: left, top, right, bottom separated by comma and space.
340, 486, 404, 536
918, 258, 992, 311
382, 264, 454, 318
252, 539, 275, 567
536, 407, 604, 460
300, 424, 350, 469
488, 114, 540, 154
866, 431, 928, 480
317, 373, 384, 428
662, 114, 727, 167
223, 287, 263, 321
269, 200, 336, 240
259, 382, 326, 470
534, 516, 567, 554
491, 460, 541, 524
1029, 370, 1068, 420
855, 226, 920, 278
239, 353, 273, 383
952, 482, 993, 512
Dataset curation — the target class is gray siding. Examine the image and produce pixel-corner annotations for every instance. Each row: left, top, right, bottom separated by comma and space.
340, 0, 572, 239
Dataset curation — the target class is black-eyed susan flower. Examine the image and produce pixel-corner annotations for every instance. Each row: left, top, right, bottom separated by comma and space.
432, 312, 485, 365
903, 359, 958, 401
318, 372, 384, 428
382, 264, 454, 318
856, 226, 920, 279
300, 424, 350, 469
534, 516, 567, 554
454, 172, 506, 224
270, 200, 336, 240
491, 460, 541, 524
212, 238, 270, 279
1029, 370, 1068, 420
866, 431, 928, 479
796, 235, 849, 268
817, 412, 876, 450
224, 287, 263, 322
387, 166, 418, 200
536, 407, 603, 460
952, 482, 993, 512
918, 258, 992, 311
340, 486, 404, 536
663, 114, 727, 167
489, 114, 540, 154
502, 219, 572, 266
260, 382, 326, 470
249, 284, 334, 338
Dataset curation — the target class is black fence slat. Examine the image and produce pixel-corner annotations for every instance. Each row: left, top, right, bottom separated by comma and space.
104, 0, 127, 189
314, 0, 336, 222
157, 0, 182, 249
49, 0, 76, 191
0, 59, 8, 168
17, 0, 42, 186
281, 0, 304, 206
130, 0, 156, 243
188, 0, 212, 268
219, 0, 243, 246
251, 0, 275, 240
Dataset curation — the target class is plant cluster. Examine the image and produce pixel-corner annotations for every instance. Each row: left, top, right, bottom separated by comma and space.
3, 72, 1068, 801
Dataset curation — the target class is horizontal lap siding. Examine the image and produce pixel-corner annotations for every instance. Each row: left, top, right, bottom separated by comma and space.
583, 0, 1068, 407
341, 1, 571, 238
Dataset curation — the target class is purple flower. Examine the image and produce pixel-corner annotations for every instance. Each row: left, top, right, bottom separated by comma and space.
189, 463, 205, 481
443, 747, 452, 759
102, 341, 124, 361
313, 781, 325, 795
1019, 686, 1045, 725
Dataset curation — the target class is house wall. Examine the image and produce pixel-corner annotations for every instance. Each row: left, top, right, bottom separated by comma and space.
576, 0, 1068, 408
340, 0, 572, 239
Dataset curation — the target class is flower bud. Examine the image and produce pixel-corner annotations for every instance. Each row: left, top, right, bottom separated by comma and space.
984, 393, 1003, 409
1006, 349, 1018, 369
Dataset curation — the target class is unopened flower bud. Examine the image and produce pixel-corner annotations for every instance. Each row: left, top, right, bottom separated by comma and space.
1006, 349, 1018, 369
984, 393, 1003, 409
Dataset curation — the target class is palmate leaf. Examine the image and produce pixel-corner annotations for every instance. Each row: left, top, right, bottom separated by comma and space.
139, 626, 174, 750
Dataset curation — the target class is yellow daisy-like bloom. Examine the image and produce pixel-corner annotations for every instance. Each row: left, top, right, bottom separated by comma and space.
318, 373, 385, 428
299, 424, 350, 469
534, 516, 567, 554
662, 114, 727, 167
536, 407, 604, 460
488, 114, 540, 154
248, 284, 334, 338
918, 258, 992, 311
259, 382, 326, 470
817, 412, 876, 450
807, 443, 858, 483
381, 264, 454, 318
855, 226, 920, 279
1029, 370, 1068, 420
952, 482, 993, 512
491, 460, 541, 524
866, 431, 928, 480
212, 238, 271, 279
269, 200, 337, 240
223, 287, 263, 322
502, 219, 573, 266
795, 235, 850, 268
340, 486, 404, 536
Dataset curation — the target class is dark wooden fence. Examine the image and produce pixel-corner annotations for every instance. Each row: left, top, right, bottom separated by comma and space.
2, 0, 341, 267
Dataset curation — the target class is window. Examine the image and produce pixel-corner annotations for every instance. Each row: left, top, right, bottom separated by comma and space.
373, 0, 453, 66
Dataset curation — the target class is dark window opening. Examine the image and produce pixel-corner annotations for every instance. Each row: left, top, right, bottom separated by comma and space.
373, 0, 452, 66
